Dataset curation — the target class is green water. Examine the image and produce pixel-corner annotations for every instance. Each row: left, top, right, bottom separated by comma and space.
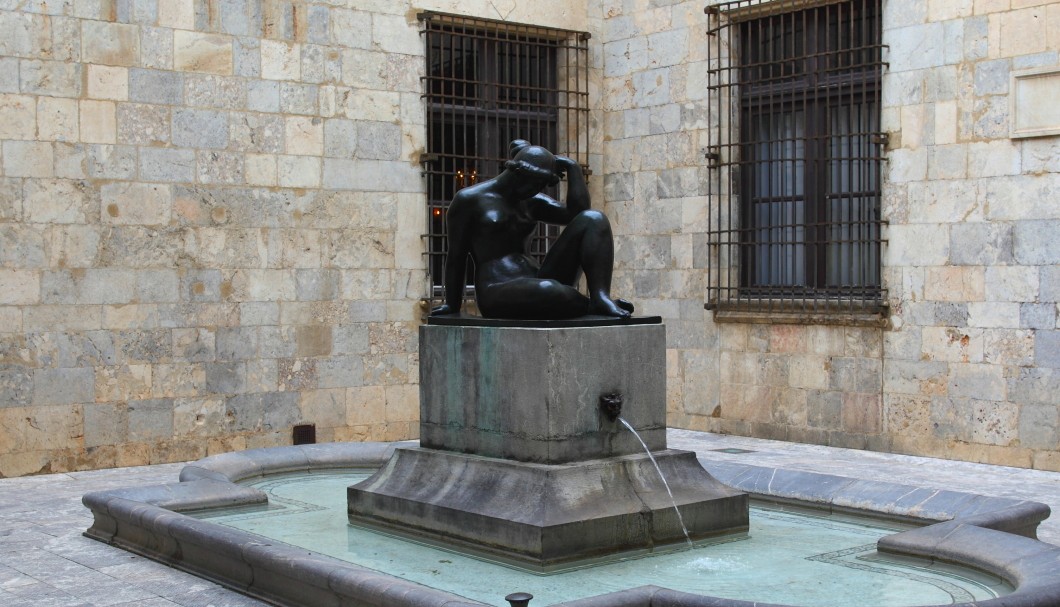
193, 471, 1012, 607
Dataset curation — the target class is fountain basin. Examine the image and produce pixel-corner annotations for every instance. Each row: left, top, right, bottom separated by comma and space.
83, 440, 1060, 607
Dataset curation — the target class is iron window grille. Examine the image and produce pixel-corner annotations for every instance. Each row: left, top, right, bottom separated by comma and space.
419, 12, 591, 303
704, 0, 888, 317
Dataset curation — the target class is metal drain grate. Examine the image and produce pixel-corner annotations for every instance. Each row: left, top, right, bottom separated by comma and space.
711, 448, 756, 454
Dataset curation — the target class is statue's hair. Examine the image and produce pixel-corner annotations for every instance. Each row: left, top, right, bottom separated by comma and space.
504, 141, 560, 185
509, 139, 532, 158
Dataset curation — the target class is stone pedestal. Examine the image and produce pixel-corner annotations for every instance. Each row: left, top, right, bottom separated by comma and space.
348, 318, 748, 569
419, 318, 666, 463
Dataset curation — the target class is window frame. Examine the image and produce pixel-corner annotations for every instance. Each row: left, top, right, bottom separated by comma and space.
418, 12, 591, 303
704, 0, 889, 322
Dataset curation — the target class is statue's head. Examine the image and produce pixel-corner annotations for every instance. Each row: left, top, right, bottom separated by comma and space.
504, 141, 561, 187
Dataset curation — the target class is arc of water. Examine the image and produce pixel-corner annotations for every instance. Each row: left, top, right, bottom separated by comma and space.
617, 417, 693, 548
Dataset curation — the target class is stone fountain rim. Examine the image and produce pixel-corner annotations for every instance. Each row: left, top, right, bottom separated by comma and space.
83, 440, 1060, 607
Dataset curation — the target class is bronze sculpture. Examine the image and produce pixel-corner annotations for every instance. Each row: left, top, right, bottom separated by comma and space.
431, 140, 633, 320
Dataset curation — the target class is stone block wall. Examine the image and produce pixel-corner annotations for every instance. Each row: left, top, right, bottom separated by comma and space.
0, 0, 594, 477
598, 0, 1059, 471
880, 0, 1060, 470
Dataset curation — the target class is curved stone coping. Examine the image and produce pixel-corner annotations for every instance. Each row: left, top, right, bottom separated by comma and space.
701, 459, 1051, 538
82, 441, 1060, 607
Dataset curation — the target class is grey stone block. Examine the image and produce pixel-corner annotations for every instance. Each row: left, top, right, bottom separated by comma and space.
233, 36, 261, 78
172, 109, 229, 149
0, 365, 33, 408
20, 60, 81, 97
140, 147, 196, 182
279, 82, 318, 115
1035, 331, 1060, 369
950, 222, 1013, 266
32, 367, 94, 405
118, 329, 173, 363
184, 75, 247, 110
216, 326, 258, 360
246, 79, 279, 113
356, 121, 400, 160
420, 323, 666, 464
1015, 220, 1060, 265
974, 58, 1010, 96
128, 398, 174, 441
130, 68, 183, 105
87, 144, 138, 180
1021, 303, 1056, 330
206, 361, 246, 395
1019, 403, 1059, 450
226, 392, 300, 432
84, 402, 127, 448
323, 118, 357, 158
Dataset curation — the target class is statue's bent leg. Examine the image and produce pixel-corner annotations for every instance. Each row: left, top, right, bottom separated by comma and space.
478, 278, 589, 319
539, 210, 630, 317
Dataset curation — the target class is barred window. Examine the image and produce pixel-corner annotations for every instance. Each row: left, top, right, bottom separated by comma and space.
705, 0, 888, 319
419, 12, 590, 302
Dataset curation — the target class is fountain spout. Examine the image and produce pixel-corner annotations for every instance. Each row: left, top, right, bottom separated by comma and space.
599, 392, 622, 421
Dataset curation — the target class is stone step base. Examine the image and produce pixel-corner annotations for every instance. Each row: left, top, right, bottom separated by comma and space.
347, 447, 749, 570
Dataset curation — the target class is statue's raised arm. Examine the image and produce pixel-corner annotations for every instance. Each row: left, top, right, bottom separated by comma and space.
431, 140, 633, 320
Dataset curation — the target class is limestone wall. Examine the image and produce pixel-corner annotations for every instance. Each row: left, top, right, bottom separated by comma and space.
0, 0, 595, 477
880, 0, 1059, 470
598, 0, 1059, 471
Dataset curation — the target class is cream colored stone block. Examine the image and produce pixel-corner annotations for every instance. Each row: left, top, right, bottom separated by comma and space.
174, 397, 226, 437
924, 266, 985, 302
86, 65, 129, 100
1000, 7, 1048, 56
82, 21, 140, 67
300, 389, 347, 427
152, 363, 206, 398
384, 384, 418, 423
0, 307, 22, 332
347, 385, 385, 425
341, 89, 400, 123
95, 365, 152, 402
900, 104, 928, 149
37, 97, 79, 142
102, 303, 160, 330
922, 326, 984, 363
80, 100, 116, 144
0, 270, 40, 305
974, 0, 1010, 14
102, 182, 172, 226
278, 155, 321, 188
0, 94, 36, 140
789, 356, 830, 390
285, 116, 324, 156
969, 301, 1021, 328
934, 101, 957, 145
3, 141, 54, 178
245, 153, 278, 186
158, 0, 195, 29
261, 39, 301, 81
0, 405, 83, 452
174, 30, 234, 75
928, 0, 974, 21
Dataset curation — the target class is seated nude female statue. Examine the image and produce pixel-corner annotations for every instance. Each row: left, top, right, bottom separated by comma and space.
431, 140, 633, 320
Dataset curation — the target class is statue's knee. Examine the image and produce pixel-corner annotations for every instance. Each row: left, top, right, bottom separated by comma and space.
576, 209, 609, 228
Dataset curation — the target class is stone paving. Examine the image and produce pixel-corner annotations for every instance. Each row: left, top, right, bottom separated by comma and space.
1, 431, 1058, 606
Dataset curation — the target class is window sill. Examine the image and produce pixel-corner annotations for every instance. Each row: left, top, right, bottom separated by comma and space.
707, 304, 889, 328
